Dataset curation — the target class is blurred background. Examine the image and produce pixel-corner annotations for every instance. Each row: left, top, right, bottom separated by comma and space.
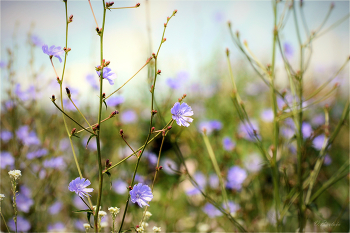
0, 0, 349, 232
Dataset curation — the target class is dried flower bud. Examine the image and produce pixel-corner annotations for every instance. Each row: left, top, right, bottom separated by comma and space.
157, 69, 161, 75
330, 2, 334, 9
105, 60, 110, 66
105, 159, 112, 168
71, 128, 76, 135
152, 110, 158, 115
158, 166, 163, 170
163, 38, 166, 42
178, 98, 182, 102
236, 30, 240, 37
102, 93, 106, 98
164, 23, 167, 27
106, 1, 114, 7
120, 129, 124, 136
167, 126, 172, 130
57, 77, 60, 82
151, 127, 155, 133
136, 3, 140, 7
51, 95, 55, 101
152, 53, 156, 58
162, 130, 166, 136
128, 186, 133, 190
150, 85, 154, 93
173, 9, 177, 15
183, 93, 187, 98
65, 87, 71, 98
109, 110, 119, 118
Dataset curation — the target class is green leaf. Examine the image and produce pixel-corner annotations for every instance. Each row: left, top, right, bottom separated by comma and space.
87, 211, 93, 229
86, 134, 96, 149
72, 134, 80, 139
103, 99, 108, 110
105, 171, 112, 190
73, 209, 93, 213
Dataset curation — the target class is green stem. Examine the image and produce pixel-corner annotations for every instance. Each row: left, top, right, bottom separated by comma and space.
69, 98, 93, 129
0, 210, 10, 232
94, 1, 106, 231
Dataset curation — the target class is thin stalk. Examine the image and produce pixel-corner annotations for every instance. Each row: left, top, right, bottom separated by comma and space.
108, 5, 140, 10
76, 115, 114, 134
69, 98, 93, 130
88, 0, 99, 28
0, 210, 10, 232
94, 1, 107, 231
202, 132, 229, 210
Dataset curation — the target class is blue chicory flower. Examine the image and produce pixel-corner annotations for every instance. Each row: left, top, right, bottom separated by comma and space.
313, 134, 326, 150
166, 71, 189, 89
238, 120, 260, 141
68, 177, 94, 198
8, 216, 31, 232
261, 109, 274, 122
31, 35, 44, 47
48, 201, 63, 215
48, 222, 66, 232
96, 67, 116, 85
324, 154, 332, 166
16, 125, 40, 146
26, 148, 48, 160
0, 61, 7, 68
209, 174, 219, 189
226, 166, 247, 191
222, 137, 235, 151
16, 194, 34, 213
1, 130, 13, 142
86, 74, 99, 90
106, 95, 124, 106
198, 120, 222, 135
42, 44, 64, 63
223, 201, 240, 214
112, 179, 128, 194
0, 151, 14, 169
283, 42, 294, 59
43, 157, 66, 170
129, 183, 153, 208
120, 110, 137, 124
202, 203, 222, 218
171, 102, 194, 127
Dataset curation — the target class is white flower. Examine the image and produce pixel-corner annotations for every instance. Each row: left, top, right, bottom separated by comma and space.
93, 206, 101, 211
101, 221, 108, 228
145, 211, 152, 217
0, 194, 5, 201
83, 223, 90, 230
153, 226, 161, 232
108, 207, 120, 215
98, 210, 107, 217
140, 222, 148, 227
136, 225, 144, 232
8, 170, 21, 180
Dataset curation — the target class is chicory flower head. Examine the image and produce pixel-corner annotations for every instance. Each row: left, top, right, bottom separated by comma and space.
171, 102, 193, 127
68, 177, 94, 198
129, 183, 153, 208
42, 44, 64, 63
96, 67, 116, 85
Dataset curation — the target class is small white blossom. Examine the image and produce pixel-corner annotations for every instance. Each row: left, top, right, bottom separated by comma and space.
98, 210, 107, 217
136, 225, 144, 232
83, 223, 90, 230
140, 222, 148, 227
108, 207, 120, 215
93, 206, 101, 211
8, 170, 21, 180
0, 194, 5, 201
153, 226, 161, 232
145, 211, 152, 217
101, 221, 108, 228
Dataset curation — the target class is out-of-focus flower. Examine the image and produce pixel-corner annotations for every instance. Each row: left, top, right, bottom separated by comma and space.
48, 201, 63, 215
143, 151, 158, 166
313, 134, 326, 150
261, 109, 274, 122
16, 125, 40, 146
134, 174, 145, 183
26, 148, 48, 160
15, 84, 36, 102
243, 153, 263, 173
73, 195, 86, 210
120, 110, 137, 124
238, 120, 260, 141
59, 138, 70, 151
283, 42, 294, 59
42, 44, 64, 63
0, 194, 5, 201
48, 222, 66, 232
108, 207, 120, 216
68, 177, 94, 198
74, 220, 86, 231
171, 102, 193, 127
226, 166, 247, 190
223, 201, 240, 214
302, 122, 313, 138
202, 203, 222, 218
161, 158, 178, 175
98, 210, 107, 217
112, 179, 128, 194
136, 225, 145, 232
222, 137, 235, 151
8, 216, 31, 232
8, 170, 21, 180
186, 172, 207, 196
129, 183, 153, 208
0, 61, 7, 68
198, 120, 222, 135
83, 223, 90, 230
96, 67, 116, 85
166, 71, 189, 89
82, 136, 98, 151
245, 82, 269, 96
145, 211, 152, 218
324, 154, 332, 166
86, 74, 99, 90
1, 151, 14, 169
43, 157, 66, 170
106, 95, 124, 106
1, 130, 13, 142
31, 35, 44, 47
17, 194, 34, 213
311, 114, 325, 126
209, 174, 219, 189
153, 226, 161, 232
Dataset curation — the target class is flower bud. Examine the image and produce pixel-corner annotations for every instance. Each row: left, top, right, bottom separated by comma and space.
105, 159, 112, 168
65, 87, 71, 98
157, 69, 161, 75
109, 110, 119, 118
173, 9, 177, 15
158, 166, 163, 170
136, 3, 140, 7
226, 48, 230, 56
120, 129, 124, 136
102, 93, 106, 98
71, 128, 76, 135
152, 110, 158, 115
105, 60, 110, 66
163, 38, 166, 42
51, 95, 56, 101
128, 186, 133, 190
151, 127, 155, 133
167, 126, 172, 130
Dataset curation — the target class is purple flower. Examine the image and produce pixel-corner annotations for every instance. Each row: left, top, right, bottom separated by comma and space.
8, 216, 31, 232
74, 219, 86, 231
130, 183, 153, 208
324, 154, 332, 166
223, 137, 235, 151
311, 114, 325, 126
134, 174, 145, 183
73, 195, 86, 209
302, 122, 313, 138
31, 35, 44, 47
106, 95, 124, 106
112, 179, 128, 194
16, 125, 40, 146
120, 110, 137, 124
283, 42, 294, 59
68, 177, 94, 198
48, 222, 66, 232
43, 157, 66, 170
313, 134, 326, 150
209, 174, 219, 189
261, 109, 274, 122
1, 151, 14, 169
171, 102, 194, 127
198, 120, 222, 135
82, 136, 98, 151
226, 166, 247, 191
243, 153, 263, 173
186, 172, 206, 196
48, 201, 63, 215
42, 44, 64, 63
20, 186, 32, 197
96, 67, 116, 85
238, 120, 260, 141
202, 203, 222, 218
86, 74, 99, 90
16, 194, 34, 213
1, 130, 13, 142
166, 71, 189, 89
223, 201, 240, 214
161, 158, 178, 175
143, 151, 158, 166
59, 138, 70, 151
26, 148, 48, 160
0, 61, 7, 68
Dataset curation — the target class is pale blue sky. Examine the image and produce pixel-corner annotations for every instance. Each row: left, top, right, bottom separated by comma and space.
1, 1, 349, 108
